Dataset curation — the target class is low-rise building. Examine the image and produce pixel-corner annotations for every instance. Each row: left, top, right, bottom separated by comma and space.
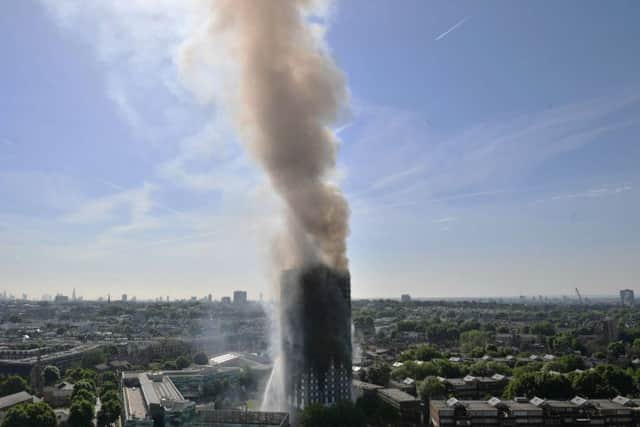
0, 391, 39, 422
43, 381, 74, 407
122, 371, 195, 426
439, 374, 509, 399
430, 396, 640, 427
378, 387, 422, 426
351, 379, 382, 401
194, 406, 289, 426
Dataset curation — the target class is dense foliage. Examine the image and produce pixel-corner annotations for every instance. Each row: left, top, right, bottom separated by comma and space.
0, 402, 57, 427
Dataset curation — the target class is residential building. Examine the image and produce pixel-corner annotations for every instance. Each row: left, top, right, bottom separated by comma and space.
620, 289, 635, 307
43, 381, 74, 407
439, 374, 509, 399
0, 391, 39, 422
281, 265, 352, 411
430, 396, 640, 427
233, 291, 247, 305
377, 388, 422, 426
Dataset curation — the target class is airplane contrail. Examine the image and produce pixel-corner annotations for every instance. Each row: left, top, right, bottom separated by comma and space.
435, 16, 470, 41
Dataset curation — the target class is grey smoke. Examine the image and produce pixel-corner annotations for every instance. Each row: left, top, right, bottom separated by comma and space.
187, 0, 350, 272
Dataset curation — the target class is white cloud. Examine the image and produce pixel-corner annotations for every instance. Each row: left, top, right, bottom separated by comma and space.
64, 182, 156, 225
551, 184, 633, 201
349, 92, 640, 213
435, 216, 456, 223
435, 16, 470, 41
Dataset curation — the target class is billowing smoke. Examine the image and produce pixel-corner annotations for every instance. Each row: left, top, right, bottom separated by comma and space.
181, 0, 350, 272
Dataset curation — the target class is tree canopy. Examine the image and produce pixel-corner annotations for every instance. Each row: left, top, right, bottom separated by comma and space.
0, 376, 29, 397
300, 401, 366, 427
42, 365, 61, 387
0, 402, 57, 427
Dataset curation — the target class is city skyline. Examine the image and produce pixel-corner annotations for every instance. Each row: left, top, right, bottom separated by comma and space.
1, 1, 639, 299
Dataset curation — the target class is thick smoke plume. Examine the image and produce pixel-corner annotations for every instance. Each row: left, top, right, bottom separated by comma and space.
192, 0, 350, 272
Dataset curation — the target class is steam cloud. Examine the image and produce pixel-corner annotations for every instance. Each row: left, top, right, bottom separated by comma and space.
182, 0, 350, 272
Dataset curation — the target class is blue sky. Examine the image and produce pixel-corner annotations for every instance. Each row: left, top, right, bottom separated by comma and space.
1, 0, 639, 299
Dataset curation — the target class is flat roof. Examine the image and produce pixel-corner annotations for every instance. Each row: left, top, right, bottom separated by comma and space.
352, 379, 383, 390
378, 388, 420, 403
0, 391, 34, 410
124, 387, 149, 420
210, 353, 239, 365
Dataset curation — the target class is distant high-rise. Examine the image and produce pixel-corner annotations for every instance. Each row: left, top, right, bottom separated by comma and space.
54, 294, 69, 304
122, 294, 128, 303
401, 294, 411, 303
281, 264, 352, 411
233, 290, 248, 305
620, 289, 635, 307
72, 288, 76, 302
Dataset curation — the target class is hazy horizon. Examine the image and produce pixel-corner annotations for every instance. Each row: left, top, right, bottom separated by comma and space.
1, 1, 639, 299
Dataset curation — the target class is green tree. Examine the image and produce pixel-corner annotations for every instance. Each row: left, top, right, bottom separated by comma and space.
355, 393, 399, 426
72, 380, 96, 397
300, 401, 366, 427
434, 359, 467, 378
419, 377, 446, 399
571, 370, 613, 398
414, 344, 442, 361
469, 361, 512, 377
162, 360, 177, 370
68, 399, 95, 427
42, 365, 61, 387
100, 382, 118, 398
65, 368, 97, 384
367, 362, 391, 387
0, 376, 29, 397
504, 372, 573, 399
72, 389, 96, 405
175, 355, 191, 370
419, 376, 446, 420
97, 397, 121, 427
546, 355, 586, 373
460, 330, 489, 354
239, 368, 257, 389
100, 390, 119, 404
100, 371, 117, 385
353, 316, 375, 336
0, 402, 57, 427
193, 352, 209, 365
531, 321, 556, 336
608, 341, 626, 359
595, 365, 634, 396
80, 349, 106, 369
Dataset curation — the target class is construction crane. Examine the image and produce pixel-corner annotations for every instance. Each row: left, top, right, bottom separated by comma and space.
575, 288, 583, 305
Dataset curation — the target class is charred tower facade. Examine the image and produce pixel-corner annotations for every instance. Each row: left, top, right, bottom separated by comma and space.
281, 264, 352, 411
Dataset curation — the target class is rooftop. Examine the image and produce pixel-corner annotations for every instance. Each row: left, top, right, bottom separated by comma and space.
0, 391, 36, 410
378, 388, 420, 403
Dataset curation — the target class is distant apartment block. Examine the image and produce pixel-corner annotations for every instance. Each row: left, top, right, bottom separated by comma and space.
438, 374, 509, 399
233, 290, 248, 305
620, 289, 635, 307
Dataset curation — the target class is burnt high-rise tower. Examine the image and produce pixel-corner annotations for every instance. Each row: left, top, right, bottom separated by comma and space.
280, 264, 352, 411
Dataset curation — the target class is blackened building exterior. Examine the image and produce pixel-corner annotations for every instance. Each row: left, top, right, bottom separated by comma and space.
280, 265, 352, 411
